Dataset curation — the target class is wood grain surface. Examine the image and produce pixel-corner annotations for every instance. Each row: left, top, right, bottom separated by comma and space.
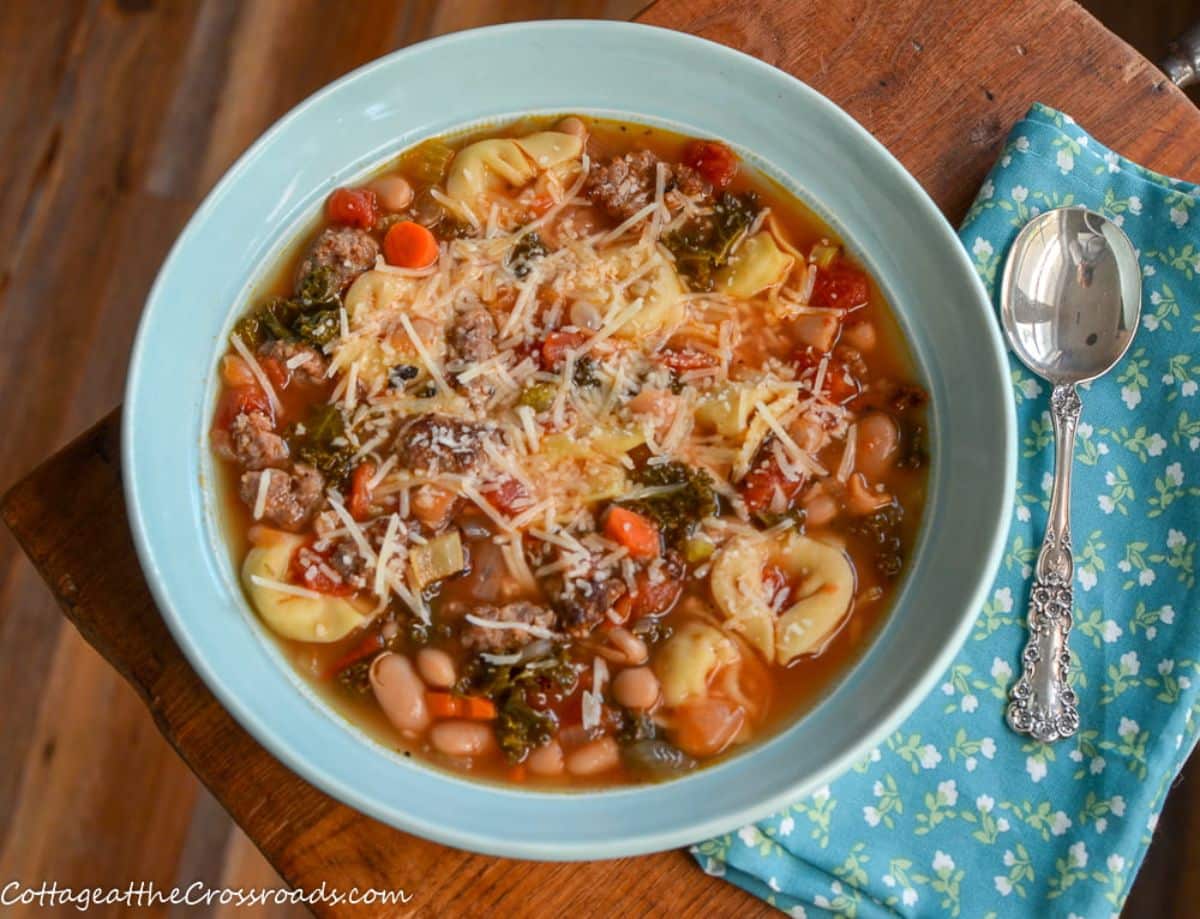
1, 1, 1198, 917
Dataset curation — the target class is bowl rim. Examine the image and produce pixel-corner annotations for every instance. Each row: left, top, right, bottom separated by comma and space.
123, 19, 1016, 859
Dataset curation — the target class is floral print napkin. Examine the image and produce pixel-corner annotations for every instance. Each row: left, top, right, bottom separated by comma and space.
691, 103, 1200, 918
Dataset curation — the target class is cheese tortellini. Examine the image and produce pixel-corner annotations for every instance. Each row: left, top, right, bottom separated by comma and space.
710, 532, 856, 665
653, 621, 741, 706
716, 231, 794, 297
445, 130, 583, 218
242, 530, 370, 643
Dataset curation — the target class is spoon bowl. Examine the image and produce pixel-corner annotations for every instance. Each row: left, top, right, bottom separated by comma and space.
1001, 207, 1141, 384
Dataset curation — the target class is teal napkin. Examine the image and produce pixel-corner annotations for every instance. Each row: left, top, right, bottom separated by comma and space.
692, 103, 1200, 918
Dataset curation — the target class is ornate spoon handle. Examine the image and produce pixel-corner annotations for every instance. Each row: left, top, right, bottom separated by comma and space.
1007, 383, 1082, 742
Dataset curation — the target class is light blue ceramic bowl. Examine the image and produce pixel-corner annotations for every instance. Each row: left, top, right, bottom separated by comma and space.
124, 21, 1015, 859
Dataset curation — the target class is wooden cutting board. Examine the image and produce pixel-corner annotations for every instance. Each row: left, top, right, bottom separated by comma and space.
4, 1, 1200, 915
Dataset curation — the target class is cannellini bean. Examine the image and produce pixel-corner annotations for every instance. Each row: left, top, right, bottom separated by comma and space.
416, 648, 456, 689
555, 116, 588, 140
565, 736, 620, 776
607, 627, 649, 666
846, 473, 893, 516
370, 175, 414, 211
369, 653, 430, 733
802, 490, 839, 526
430, 720, 495, 757
526, 740, 565, 776
791, 313, 840, 352
855, 411, 900, 479
842, 319, 877, 351
612, 666, 661, 711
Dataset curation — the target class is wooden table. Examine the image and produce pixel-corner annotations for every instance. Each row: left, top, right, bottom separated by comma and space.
3, 1, 1200, 916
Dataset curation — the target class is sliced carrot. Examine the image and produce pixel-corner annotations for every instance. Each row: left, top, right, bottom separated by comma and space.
323, 631, 384, 679
383, 220, 439, 268
347, 460, 376, 521
603, 506, 661, 560
426, 692, 463, 719
221, 354, 257, 387
462, 696, 497, 720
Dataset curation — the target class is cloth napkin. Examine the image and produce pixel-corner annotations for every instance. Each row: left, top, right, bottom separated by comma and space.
691, 103, 1200, 918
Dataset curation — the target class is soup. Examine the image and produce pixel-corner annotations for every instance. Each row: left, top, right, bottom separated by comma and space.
211, 116, 929, 787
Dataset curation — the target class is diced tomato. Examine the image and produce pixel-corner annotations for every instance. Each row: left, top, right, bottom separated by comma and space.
347, 461, 376, 521
326, 186, 379, 229
614, 568, 683, 622
541, 330, 589, 369
811, 263, 869, 310
481, 477, 529, 516
604, 506, 661, 560
259, 354, 289, 391
528, 194, 555, 217
683, 140, 739, 189
213, 383, 271, 430
762, 564, 794, 610
660, 347, 719, 373
792, 349, 861, 404
289, 544, 355, 597
738, 451, 806, 518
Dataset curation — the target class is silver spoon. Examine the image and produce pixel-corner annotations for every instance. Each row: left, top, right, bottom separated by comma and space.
999, 206, 1141, 742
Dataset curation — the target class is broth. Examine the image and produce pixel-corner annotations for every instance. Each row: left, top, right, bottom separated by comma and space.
212, 115, 929, 788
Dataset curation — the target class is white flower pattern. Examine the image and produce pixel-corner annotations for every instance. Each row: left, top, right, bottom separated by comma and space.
692, 103, 1200, 919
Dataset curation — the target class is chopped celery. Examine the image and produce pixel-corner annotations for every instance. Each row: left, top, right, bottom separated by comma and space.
403, 138, 456, 185
684, 536, 715, 564
518, 382, 557, 412
810, 242, 840, 270
409, 531, 466, 589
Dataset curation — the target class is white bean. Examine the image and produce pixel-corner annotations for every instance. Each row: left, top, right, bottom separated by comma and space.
612, 666, 660, 711
855, 412, 899, 479
370, 175, 414, 211
607, 627, 649, 666
369, 653, 429, 733
430, 720, 495, 757
565, 737, 620, 776
842, 319, 877, 351
526, 740, 565, 776
803, 490, 839, 526
416, 648, 456, 689
555, 116, 588, 140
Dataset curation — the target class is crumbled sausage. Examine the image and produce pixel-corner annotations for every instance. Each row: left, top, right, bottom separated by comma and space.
448, 304, 498, 405
298, 226, 379, 293
222, 411, 287, 470
584, 150, 709, 221
394, 414, 492, 475
259, 340, 328, 386
461, 601, 557, 652
547, 574, 628, 637
239, 463, 325, 531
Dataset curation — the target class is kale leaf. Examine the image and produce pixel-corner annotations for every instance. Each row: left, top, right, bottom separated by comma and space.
662, 192, 759, 291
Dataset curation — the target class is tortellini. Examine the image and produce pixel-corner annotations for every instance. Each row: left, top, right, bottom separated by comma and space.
445, 131, 583, 218
334, 269, 449, 388
242, 530, 369, 643
716, 231, 794, 297
710, 532, 855, 665
653, 621, 740, 706
571, 245, 685, 341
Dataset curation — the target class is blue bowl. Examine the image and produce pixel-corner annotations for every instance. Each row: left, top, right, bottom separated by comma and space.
123, 21, 1015, 858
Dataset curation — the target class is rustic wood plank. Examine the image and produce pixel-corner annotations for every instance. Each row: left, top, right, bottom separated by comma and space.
1, 0, 1199, 915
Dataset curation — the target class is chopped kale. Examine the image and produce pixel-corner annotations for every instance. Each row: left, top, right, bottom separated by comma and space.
508, 232, 548, 279
662, 191, 759, 291
896, 422, 928, 470
458, 647, 580, 762
496, 689, 558, 762
849, 503, 906, 579
388, 364, 420, 388
572, 355, 600, 388
231, 265, 343, 349
287, 404, 355, 485
620, 461, 718, 546
615, 708, 660, 744
336, 659, 372, 694
293, 309, 340, 347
